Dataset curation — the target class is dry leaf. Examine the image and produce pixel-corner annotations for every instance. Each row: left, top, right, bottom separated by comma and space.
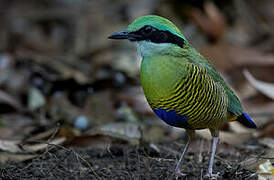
69, 122, 142, 147
257, 160, 274, 179
241, 157, 265, 172
85, 122, 141, 145
0, 90, 22, 110
97, 122, 141, 143
68, 135, 112, 149
258, 138, 274, 149
240, 149, 274, 173
0, 152, 36, 163
22, 137, 66, 152
0, 139, 22, 153
243, 69, 274, 100
27, 128, 60, 142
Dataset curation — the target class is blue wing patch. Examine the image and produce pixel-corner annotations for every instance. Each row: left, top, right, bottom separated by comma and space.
153, 108, 191, 128
236, 113, 257, 128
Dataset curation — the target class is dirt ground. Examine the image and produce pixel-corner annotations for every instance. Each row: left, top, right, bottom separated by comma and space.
0, 138, 260, 180
0, 0, 274, 179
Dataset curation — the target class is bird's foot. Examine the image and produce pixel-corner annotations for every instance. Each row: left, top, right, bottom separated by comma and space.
171, 169, 187, 179
204, 172, 220, 179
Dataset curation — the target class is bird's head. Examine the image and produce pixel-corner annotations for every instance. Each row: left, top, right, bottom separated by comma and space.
108, 15, 188, 57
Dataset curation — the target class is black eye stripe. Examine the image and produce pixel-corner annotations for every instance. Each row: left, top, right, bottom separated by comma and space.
143, 26, 153, 34
129, 25, 185, 48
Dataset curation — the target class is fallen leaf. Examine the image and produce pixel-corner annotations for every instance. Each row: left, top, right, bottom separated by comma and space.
22, 137, 66, 152
68, 135, 112, 149
97, 122, 141, 143
27, 128, 60, 142
68, 122, 142, 147
257, 159, 274, 179
86, 122, 141, 145
0, 152, 36, 163
241, 149, 274, 172
0, 139, 22, 153
0, 114, 37, 140
0, 90, 22, 110
258, 138, 274, 149
243, 69, 274, 100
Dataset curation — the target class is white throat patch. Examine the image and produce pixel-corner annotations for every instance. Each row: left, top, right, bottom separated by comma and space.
136, 41, 170, 57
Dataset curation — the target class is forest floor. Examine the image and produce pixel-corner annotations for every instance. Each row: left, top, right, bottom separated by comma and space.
1, 137, 262, 180
0, 1, 273, 180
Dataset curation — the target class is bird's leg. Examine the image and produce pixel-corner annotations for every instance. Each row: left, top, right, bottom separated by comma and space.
174, 138, 190, 177
204, 129, 220, 179
173, 129, 195, 178
207, 137, 219, 177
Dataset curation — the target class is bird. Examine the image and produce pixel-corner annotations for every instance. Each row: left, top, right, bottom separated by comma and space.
108, 15, 256, 178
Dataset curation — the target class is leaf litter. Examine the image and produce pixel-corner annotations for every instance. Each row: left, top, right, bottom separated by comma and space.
0, 0, 273, 179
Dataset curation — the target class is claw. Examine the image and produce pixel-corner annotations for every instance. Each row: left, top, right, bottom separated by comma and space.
204, 172, 220, 179
175, 169, 187, 178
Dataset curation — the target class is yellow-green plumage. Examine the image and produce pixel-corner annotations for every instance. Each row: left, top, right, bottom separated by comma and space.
141, 52, 230, 129
108, 15, 256, 177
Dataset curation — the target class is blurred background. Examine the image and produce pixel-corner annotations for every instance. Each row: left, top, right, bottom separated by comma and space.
0, 0, 273, 179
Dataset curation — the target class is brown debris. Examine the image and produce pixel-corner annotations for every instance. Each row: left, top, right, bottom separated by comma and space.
0, 0, 273, 179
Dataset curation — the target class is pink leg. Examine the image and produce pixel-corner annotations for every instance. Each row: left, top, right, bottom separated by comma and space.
174, 138, 190, 177
205, 136, 220, 179
172, 130, 194, 178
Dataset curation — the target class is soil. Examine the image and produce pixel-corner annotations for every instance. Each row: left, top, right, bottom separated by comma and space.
0, 138, 260, 180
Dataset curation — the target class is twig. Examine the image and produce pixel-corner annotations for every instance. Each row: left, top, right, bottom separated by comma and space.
23, 126, 101, 180
139, 155, 175, 162
41, 142, 101, 180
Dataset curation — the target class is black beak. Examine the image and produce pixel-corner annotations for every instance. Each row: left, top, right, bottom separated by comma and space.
108, 30, 141, 41
108, 31, 129, 40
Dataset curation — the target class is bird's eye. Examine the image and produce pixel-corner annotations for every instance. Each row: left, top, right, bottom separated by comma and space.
159, 32, 168, 41
143, 26, 153, 34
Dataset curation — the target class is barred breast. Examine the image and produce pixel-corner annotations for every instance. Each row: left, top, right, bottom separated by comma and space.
150, 63, 229, 129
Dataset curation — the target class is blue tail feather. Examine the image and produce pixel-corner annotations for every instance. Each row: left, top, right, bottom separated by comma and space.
236, 113, 256, 128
